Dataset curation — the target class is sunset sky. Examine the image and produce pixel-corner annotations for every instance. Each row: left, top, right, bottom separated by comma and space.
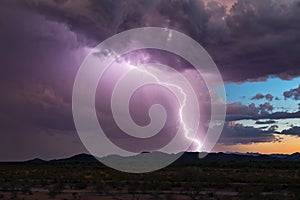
1, 0, 300, 160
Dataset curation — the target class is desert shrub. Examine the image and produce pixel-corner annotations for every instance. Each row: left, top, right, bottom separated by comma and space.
21, 184, 32, 195
165, 194, 175, 200
48, 182, 64, 198
10, 191, 18, 200
95, 181, 106, 193
157, 181, 172, 191
150, 192, 162, 200
74, 182, 87, 190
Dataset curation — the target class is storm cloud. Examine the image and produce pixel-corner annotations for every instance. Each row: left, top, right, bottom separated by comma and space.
218, 122, 279, 145
1, 0, 300, 159
2, 0, 300, 83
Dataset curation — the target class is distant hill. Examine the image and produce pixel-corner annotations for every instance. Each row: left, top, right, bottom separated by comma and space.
176, 152, 280, 164
27, 158, 46, 163
23, 152, 300, 164
50, 153, 99, 163
287, 152, 300, 160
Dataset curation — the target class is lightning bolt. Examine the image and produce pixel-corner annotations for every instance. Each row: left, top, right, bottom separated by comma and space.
123, 60, 202, 152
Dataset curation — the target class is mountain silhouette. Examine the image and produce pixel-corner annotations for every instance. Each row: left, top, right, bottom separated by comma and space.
23, 152, 300, 164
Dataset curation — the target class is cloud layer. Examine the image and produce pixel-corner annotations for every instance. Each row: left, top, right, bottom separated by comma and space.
3, 0, 300, 82
218, 122, 279, 145
1, 0, 300, 159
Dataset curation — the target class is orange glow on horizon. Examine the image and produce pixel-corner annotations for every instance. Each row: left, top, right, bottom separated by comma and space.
216, 135, 300, 154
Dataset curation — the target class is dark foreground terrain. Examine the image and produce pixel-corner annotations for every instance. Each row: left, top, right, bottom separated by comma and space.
1, 152, 300, 200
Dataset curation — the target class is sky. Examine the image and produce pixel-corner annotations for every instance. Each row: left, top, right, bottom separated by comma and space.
0, 0, 300, 160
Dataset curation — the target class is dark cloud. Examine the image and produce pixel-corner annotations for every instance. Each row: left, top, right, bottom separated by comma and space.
1, 84, 75, 132
251, 93, 274, 101
251, 93, 265, 100
226, 102, 258, 116
218, 122, 279, 145
53, 0, 69, 4
2, 0, 299, 82
226, 101, 273, 119
0, 82, 83, 160
277, 126, 300, 136
226, 102, 300, 121
0, 2, 86, 160
283, 84, 300, 100
227, 110, 300, 121
258, 126, 269, 130
268, 125, 279, 133
265, 94, 274, 101
255, 120, 276, 125
259, 102, 273, 115
218, 0, 300, 82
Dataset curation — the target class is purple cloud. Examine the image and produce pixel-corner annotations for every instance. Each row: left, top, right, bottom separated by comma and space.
251, 93, 274, 101
265, 94, 274, 101
226, 102, 300, 121
283, 85, 300, 100
218, 122, 279, 145
251, 93, 265, 100
2, 0, 300, 82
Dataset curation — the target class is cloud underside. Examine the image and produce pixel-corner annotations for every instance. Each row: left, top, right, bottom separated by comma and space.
218, 122, 280, 145
2, 0, 300, 82
278, 126, 300, 136
219, 122, 300, 145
